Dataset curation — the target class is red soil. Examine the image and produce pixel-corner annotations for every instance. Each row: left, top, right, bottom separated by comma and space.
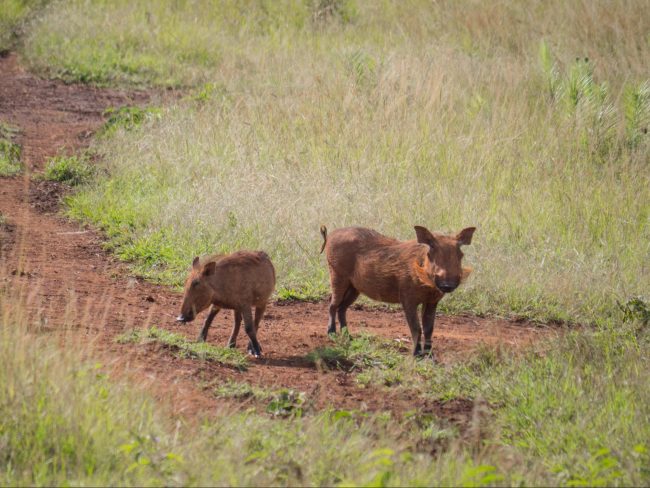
0, 52, 558, 424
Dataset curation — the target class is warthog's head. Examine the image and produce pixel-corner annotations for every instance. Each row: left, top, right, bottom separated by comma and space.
413, 225, 476, 293
176, 256, 216, 323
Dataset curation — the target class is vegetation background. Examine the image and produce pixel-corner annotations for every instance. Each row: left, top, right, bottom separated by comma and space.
15, 0, 647, 323
0, 0, 649, 485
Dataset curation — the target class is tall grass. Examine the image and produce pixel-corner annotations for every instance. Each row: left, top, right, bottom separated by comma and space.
0, 0, 48, 51
45, 0, 649, 322
2, 283, 649, 485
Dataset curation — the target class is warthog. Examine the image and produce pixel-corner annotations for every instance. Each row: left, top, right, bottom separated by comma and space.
176, 251, 275, 358
320, 225, 475, 358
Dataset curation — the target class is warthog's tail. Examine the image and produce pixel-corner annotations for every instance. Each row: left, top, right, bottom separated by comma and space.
319, 225, 328, 254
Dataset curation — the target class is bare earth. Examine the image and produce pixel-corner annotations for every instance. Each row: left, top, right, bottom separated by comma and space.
0, 52, 558, 423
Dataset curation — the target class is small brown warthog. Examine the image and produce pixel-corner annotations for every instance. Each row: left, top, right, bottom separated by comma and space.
320, 225, 475, 358
176, 251, 276, 358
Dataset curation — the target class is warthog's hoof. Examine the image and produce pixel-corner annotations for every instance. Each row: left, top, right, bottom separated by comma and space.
414, 347, 435, 362
247, 341, 262, 358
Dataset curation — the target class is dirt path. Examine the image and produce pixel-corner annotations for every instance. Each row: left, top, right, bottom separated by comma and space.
0, 52, 557, 421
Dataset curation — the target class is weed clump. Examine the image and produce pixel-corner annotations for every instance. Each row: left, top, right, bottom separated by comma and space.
0, 122, 21, 176
308, 332, 404, 372
266, 389, 305, 418
43, 154, 94, 185
214, 380, 272, 401
618, 296, 650, 326
116, 326, 248, 370
99, 106, 161, 137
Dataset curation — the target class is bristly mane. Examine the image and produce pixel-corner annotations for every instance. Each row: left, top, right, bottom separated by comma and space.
199, 251, 267, 268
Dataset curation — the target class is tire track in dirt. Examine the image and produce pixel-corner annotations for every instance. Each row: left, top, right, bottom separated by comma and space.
0, 52, 557, 421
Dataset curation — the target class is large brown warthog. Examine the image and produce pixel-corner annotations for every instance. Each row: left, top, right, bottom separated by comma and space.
320, 225, 475, 357
176, 251, 276, 358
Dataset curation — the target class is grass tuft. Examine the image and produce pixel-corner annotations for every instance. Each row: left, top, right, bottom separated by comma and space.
116, 326, 248, 370
213, 380, 306, 417
42, 154, 94, 185
308, 332, 404, 373
98, 106, 162, 138
0, 0, 48, 52
213, 379, 273, 401
0, 122, 21, 176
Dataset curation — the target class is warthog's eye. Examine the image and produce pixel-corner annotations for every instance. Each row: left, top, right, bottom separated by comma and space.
191, 279, 200, 288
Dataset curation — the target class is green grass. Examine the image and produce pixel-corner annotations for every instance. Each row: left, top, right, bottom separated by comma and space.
46, 0, 648, 324
0, 122, 21, 176
2, 287, 650, 485
0, 0, 47, 52
213, 379, 274, 401
308, 331, 405, 372
98, 106, 162, 138
42, 154, 94, 185
116, 326, 248, 370
213, 380, 306, 417
4, 1, 650, 484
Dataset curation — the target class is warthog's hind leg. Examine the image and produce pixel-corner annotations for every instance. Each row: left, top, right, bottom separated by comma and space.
337, 286, 360, 331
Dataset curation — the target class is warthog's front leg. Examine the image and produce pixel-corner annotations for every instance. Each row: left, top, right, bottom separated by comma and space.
402, 300, 423, 356
422, 302, 438, 359
198, 305, 220, 342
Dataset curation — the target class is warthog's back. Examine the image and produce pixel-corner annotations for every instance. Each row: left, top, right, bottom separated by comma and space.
207, 251, 275, 307
325, 227, 426, 303
325, 227, 398, 262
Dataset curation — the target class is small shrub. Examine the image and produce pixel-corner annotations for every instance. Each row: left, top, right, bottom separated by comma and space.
0, 123, 21, 176
538, 40, 559, 100
266, 389, 305, 417
618, 296, 650, 326
99, 106, 162, 137
308, 332, 404, 372
43, 154, 94, 185
623, 81, 650, 149
187, 82, 231, 105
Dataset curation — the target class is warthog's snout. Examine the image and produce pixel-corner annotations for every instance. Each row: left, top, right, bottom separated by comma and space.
436, 281, 459, 293
176, 313, 194, 323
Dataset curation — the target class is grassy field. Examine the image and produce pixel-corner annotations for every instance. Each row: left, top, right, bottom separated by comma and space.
2, 288, 650, 485
26, 0, 647, 323
1, 2, 650, 485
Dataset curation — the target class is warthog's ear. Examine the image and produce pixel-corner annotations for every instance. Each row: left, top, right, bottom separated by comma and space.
202, 261, 217, 276
192, 256, 201, 270
414, 226, 438, 248
456, 227, 476, 246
